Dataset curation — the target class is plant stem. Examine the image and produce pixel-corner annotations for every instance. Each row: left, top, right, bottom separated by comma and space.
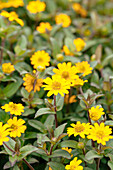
54, 95, 58, 128
96, 158, 100, 170
22, 158, 34, 170
0, 38, 5, 64
3, 142, 34, 170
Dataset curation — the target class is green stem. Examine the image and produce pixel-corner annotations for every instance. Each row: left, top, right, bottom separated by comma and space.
54, 95, 58, 128
0, 38, 5, 64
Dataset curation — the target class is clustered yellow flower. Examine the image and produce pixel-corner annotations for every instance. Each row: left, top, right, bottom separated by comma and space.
0, 0, 24, 10
67, 121, 91, 138
2, 63, 15, 74
87, 123, 113, 145
30, 50, 50, 70
1, 102, 24, 116
72, 3, 87, 17
43, 61, 91, 97
0, 11, 24, 26
65, 157, 83, 170
89, 106, 105, 121
7, 117, 26, 137
73, 38, 86, 52
43, 75, 70, 97
75, 61, 93, 76
23, 71, 43, 93
55, 13, 71, 28
0, 122, 9, 145
27, 0, 46, 14
36, 22, 52, 34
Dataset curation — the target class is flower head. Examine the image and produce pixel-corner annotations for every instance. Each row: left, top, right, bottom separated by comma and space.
0, 0, 24, 10
30, 50, 50, 69
65, 157, 83, 170
55, 13, 71, 28
0, 122, 9, 145
1, 102, 24, 116
89, 106, 105, 121
67, 121, 91, 138
75, 61, 92, 77
0, 11, 24, 26
53, 62, 79, 86
73, 38, 86, 52
36, 22, 52, 33
62, 45, 73, 56
27, 0, 46, 14
7, 117, 26, 137
87, 123, 113, 145
2, 63, 15, 74
72, 3, 82, 13
43, 75, 70, 97
23, 72, 43, 93
73, 78, 88, 86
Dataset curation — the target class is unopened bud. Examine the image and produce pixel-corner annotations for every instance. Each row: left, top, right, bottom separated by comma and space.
77, 142, 84, 149
56, 54, 64, 61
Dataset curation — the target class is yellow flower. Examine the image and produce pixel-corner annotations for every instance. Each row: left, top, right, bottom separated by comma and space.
87, 123, 113, 145
23, 71, 43, 93
80, 8, 87, 18
72, 3, 82, 13
73, 38, 86, 52
67, 121, 91, 138
2, 63, 15, 74
1, 102, 24, 116
30, 50, 50, 69
0, 122, 9, 145
75, 61, 92, 77
62, 147, 73, 157
73, 78, 88, 86
0, 0, 24, 10
53, 62, 79, 86
72, 3, 87, 18
49, 167, 52, 170
7, 117, 26, 138
27, 0, 46, 14
65, 157, 83, 170
64, 94, 76, 104
55, 13, 71, 28
89, 106, 105, 121
0, 11, 24, 26
8, 0, 24, 8
62, 45, 74, 56
36, 22, 52, 33
43, 75, 70, 97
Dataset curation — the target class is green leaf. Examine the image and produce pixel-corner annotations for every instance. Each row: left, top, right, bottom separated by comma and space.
31, 98, 43, 105
49, 149, 71, 159
56, 94, 64, 111
28, 120, 47, 133
18, 145, 38, 160
105, 121, 113, 126
108, 160, 113, 170
3, 138, 16, 155
44, 115, 55, 128
63, 56, 80, 63
24, 132, 37, 139
23, 107, 35, 116
47, 162, 65, 170
102, 54, 113, 67
54, 123, 67, 138
21, 87, 29, 98
3, 77, 23, 97
85, 150, 103, 160
65, 37, 75, 52
50, 37, 61, 58
46, 0, 57, 13
0, 109, 10, 123
17, 35, 27, 49
60, 140, 78, 148
35, 108, 55, 118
